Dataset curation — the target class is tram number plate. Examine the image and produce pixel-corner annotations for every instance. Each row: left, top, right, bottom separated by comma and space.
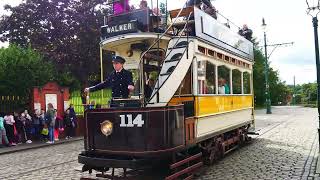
119, 114, 144, 127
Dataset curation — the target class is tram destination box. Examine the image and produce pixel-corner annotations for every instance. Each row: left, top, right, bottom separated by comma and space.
101, 20, 138, 39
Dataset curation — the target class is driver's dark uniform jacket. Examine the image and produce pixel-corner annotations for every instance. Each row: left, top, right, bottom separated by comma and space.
89, 69, 134, 98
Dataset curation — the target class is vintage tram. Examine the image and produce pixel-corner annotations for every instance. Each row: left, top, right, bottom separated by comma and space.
79, 1, 255, 179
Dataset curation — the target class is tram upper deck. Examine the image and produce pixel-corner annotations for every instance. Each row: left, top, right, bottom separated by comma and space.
100, 5, 254, 61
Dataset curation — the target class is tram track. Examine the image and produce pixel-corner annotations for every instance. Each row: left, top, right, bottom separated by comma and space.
2, 159, 78, 179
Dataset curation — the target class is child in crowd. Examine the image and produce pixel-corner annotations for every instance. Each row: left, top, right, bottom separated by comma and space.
64, 109, 75, 139
4, 112, 16, 145
54, 111, 64, 141
33, 109, 42, 140
40, 109, 47, 141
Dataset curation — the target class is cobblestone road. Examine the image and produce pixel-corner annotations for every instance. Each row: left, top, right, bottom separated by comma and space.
197, 106, 319, 180
0, 106, 318, 180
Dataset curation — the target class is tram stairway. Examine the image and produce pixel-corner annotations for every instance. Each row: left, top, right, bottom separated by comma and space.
147, 37, 194, 106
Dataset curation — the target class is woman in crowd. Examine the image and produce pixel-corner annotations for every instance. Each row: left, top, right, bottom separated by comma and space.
24, 110, 33, 143
20, 111, 32, 143
45, 103, 56, 144
14, 111, 23, 144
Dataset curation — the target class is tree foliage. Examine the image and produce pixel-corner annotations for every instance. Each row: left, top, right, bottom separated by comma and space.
253, 48, 291, 106
288, 83, 317, 104
0, 0, 112, 85
0, 44, 79, 98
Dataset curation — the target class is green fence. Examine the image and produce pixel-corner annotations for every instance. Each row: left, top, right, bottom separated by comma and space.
0, 95, 28, 114
70, 89, 112, 115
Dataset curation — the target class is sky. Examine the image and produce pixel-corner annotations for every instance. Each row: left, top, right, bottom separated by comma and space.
0, 0, 317, 85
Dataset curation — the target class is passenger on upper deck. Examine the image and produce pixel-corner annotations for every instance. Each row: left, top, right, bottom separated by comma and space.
238, 24, 253, 41
139, 0, 148, 10
186, 0, 213, 9
203, 3, 217, 19
113, 0, 130, 15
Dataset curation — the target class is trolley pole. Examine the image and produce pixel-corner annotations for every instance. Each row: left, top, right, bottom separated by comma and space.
262, 18, 272, 114
306, 0, 320, 151
293, 76, 296, 106
312, 16, 320, 150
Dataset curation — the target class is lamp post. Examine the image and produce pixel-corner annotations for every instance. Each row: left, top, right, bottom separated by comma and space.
262, 18, 272, 114
306, 0, 320, 150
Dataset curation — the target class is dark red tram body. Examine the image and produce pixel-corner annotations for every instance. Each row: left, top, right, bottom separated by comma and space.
78, 105, 187, 170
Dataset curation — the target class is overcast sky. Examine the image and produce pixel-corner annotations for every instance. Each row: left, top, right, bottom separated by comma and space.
0, 0, 317, 85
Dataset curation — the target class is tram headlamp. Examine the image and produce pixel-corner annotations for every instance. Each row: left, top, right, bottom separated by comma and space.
100, 120, 113, 136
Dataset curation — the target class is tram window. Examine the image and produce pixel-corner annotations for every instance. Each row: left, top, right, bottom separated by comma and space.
175, 68, 192, 95
243, 72, 251, 94
232, 69, 242, 94
197, 61, 216, 94
128, 69, 140, 97
143, 71, 158, 99
218, 66, 230, 94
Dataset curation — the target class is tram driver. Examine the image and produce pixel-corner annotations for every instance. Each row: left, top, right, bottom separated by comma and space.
84, 56, 135, 100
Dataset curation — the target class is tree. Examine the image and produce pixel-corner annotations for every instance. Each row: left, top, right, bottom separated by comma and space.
0, 44, 54, 96
0, 45, 79, 100
0, 0, 112, 87
253, 48, 291, 106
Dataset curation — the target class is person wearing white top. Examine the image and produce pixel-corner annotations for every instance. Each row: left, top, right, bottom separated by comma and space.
218, 78, 226, 94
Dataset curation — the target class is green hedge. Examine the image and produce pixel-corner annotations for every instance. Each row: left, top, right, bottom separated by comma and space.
70, 89, 112, 115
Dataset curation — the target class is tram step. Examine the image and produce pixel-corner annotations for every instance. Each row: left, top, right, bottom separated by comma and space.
168, 41, 188, 50
247, 131, 259, 135
165, 152, 203, 180
160, 72, 172, 76
168, 45, 188, 50
167, 53, 183, 61
165, 58, 180, 63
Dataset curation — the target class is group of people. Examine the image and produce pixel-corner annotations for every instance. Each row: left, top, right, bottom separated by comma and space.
0, 104, 77, 147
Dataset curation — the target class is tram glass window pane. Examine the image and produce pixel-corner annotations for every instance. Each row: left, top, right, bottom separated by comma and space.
197, 61, 215, 94
197, 61, 205, 94
128, 69, 140, 97
175, 68, 192, 95
232, 69, 242, 94
218, 66, 230, 94
243, 72, 251, 94
145, 71, 158, 99
205, 61, 215, 94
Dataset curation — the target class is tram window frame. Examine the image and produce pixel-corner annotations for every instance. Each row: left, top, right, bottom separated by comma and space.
197, 60, 216, 95
243, 72, 251, 94
232, 69, 242, 94
217, 65, 230, 95
175, 68, 192, 96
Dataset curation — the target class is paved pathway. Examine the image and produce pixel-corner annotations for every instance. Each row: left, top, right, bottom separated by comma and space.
0, 106, 318, 179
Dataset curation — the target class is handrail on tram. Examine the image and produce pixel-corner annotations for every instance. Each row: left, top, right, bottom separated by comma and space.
143, 12, 194, 106
138, 0, 190, 106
